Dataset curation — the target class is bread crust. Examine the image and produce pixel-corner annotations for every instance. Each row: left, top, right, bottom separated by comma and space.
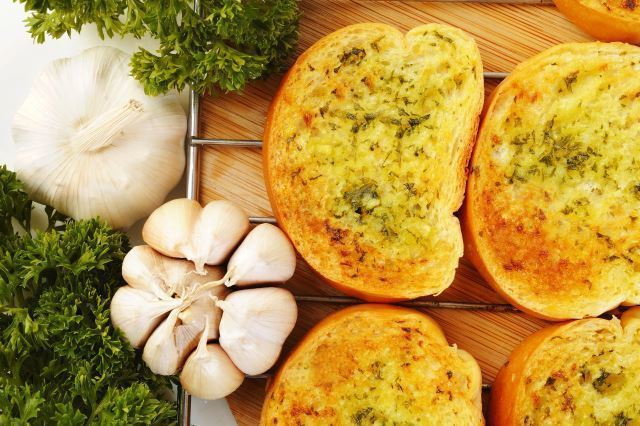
464, 42, 640, 320
264, 23, 484, 302
490, 307, 640, 425
260, 304, 484, 425
554, 0, 640, 44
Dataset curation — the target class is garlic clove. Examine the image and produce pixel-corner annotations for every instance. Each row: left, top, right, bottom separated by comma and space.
178, 287, 228, 340
122, 245, 173, 299
122, 244, 224, 299
190, 200, 250, 272
217, 287, 297, 375
226, 224, 296, 287
109, 286, 182, 348
221, 333, 283, 376
142, 198, 201, 260
142, 308, 202, 375
142, 198, 249, 274
180, 322, 244, 400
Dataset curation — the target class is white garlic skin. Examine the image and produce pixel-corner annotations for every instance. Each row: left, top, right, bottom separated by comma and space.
227, 224, 297, 286
218, 287, 297, 375
122, 244, 224, 298
142, 309, 202, 375
180, 343, 244, 400
12, 46, 186, 229
109, 286, 181, 348
142, 199, 249, 273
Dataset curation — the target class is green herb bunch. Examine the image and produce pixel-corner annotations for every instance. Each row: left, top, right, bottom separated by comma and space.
16, 0, 300, 95
0, 166, 176, 425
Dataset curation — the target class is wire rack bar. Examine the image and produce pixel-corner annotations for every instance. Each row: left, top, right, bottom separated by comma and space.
192, 138, 263, 147
294, 295, 518, 311
191, 73, 509, 148
249, 216, 277, 224
180, 0, 201, 423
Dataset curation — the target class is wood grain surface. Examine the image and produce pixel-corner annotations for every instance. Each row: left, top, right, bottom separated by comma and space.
197, 1, 594, 423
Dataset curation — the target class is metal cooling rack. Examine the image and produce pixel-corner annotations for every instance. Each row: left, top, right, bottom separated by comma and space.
178, 2, 519, 424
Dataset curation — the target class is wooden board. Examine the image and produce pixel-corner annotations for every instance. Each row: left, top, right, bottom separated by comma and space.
198, 1, 594, 423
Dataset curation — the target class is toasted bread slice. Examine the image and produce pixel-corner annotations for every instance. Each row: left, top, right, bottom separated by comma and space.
464, 42, 640, 320
261, 305, 484, 425
491, 307, 640, 425
264, 23, 484, 301
554, 0, 640, 44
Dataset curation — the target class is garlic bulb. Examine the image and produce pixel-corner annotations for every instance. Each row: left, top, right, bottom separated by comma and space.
12, 46, 186, 229
180, 322, 244, 400
142, 199, 250, 274
142, 309, 202, 375
225, 224, 297, 287
110, 286, 182, 348
217, 287, 297, 375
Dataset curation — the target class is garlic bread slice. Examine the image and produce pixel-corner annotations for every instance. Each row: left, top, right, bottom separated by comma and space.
264, 23, 484, 301
554, 0, 640, 43
465, 42, 640, 320
261, 305, 484, 425
491, 308, 640, 425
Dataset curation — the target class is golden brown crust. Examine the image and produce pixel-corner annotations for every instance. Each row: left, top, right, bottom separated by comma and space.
464, 42, 640, 320
490, 323, 567, 425
554, 0, 640, 44
264, 23, 484, 301
261, 304, 484, 425
491, 308, 640, 425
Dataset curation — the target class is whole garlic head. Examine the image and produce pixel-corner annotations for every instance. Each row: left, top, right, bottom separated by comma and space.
218, 287, 298, 375
12, 46, 187, 229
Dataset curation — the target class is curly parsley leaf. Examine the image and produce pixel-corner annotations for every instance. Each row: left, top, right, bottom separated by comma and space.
16, 0, 300, 95
0, 166, 176, 425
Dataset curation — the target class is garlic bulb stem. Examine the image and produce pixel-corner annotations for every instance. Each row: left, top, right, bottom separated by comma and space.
184, 267, 235, 297
195, 316, 211, 356
70, 99, 144, 153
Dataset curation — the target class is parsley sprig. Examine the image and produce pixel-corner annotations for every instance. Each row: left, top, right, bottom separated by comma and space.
0, 166, 176, 425
16, 0, 300, 95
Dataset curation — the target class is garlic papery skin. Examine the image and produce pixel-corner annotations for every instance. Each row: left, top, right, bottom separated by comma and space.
122, 245, 223, 299
178, 288, 228, 340
142, 309, 202, 375
225, 224, 296, 287
180, 322, 244, 400
217, 287, 297, 375
110, 286, 182, 348
142, 199, 249, 274
12, 46, 186, 229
